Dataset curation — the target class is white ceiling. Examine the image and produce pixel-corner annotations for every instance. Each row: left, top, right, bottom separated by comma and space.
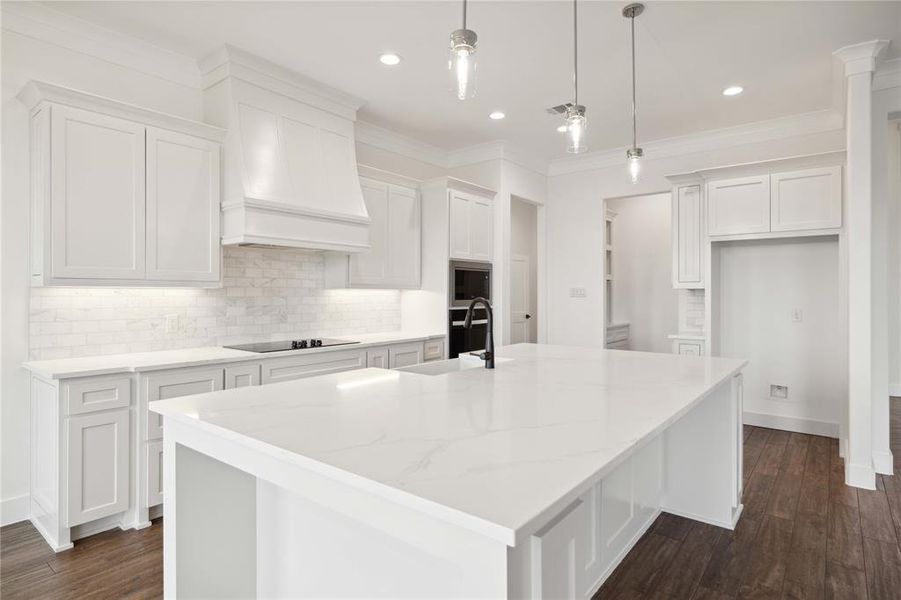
42, 1, 901, 160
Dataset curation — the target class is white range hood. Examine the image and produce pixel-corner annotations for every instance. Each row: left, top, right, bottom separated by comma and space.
200, 45, 370, 252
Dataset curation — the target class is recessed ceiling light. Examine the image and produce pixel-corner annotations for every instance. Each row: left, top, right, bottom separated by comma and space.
489, 111, 506, 120
379, 53, 402, 66
557, 124, 568, 133
722, 85, 744, 96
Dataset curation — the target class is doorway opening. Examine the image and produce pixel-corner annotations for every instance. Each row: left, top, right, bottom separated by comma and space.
510, 197, 538, 344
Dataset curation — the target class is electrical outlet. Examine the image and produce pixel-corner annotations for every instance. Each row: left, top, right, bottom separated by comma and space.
569, 287, 586, 298
791, 308, 803, 322
770, 384, 789, 400
165, 314, 179, 333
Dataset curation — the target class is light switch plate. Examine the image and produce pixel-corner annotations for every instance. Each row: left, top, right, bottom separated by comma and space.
165, 314, 179, 333
569, 287, 587, 298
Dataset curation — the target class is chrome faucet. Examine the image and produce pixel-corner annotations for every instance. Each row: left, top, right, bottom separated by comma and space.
464, 297, 494, 369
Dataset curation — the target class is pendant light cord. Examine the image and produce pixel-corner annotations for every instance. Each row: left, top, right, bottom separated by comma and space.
630, 13, 637, 149
462, 0, 467, 29
573, 0, 578, 105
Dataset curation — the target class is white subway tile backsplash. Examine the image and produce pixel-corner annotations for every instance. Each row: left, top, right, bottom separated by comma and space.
28, 246, 402, 360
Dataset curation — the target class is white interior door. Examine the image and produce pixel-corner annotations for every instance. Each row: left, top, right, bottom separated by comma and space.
511, 254, 532, 343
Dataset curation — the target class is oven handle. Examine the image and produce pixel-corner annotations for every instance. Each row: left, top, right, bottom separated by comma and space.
450, 319, 488, 327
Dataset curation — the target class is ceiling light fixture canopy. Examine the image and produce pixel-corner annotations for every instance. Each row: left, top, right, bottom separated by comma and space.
449, 0, 477, 100
623, 2, 644, 183
564, 0, 587, 154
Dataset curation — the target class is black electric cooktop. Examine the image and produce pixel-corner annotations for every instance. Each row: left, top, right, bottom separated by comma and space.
224, 338, 359, 353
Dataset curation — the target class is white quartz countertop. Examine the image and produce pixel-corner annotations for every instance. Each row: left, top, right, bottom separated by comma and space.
150, 343, 746, 545
22, 331, 445, 379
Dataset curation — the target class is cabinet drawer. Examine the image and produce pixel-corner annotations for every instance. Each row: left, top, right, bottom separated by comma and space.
423, 340, 444, 362
144, 367, 224, 440
673, 340, 704, 356
261, 350, 366, 384
389, 343, 423, 368
225, 363, 261, 388
65, 375, 131, 415
66, 409, 130, 526
146, 440, 163, 507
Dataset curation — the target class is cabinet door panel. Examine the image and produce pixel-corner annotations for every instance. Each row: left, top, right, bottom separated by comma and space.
50, 105, 145, 279
707, 175, 770, 236
349, 179, 389, 284
770, 166, 841, 232
673, 185, 703, 288
389, 343, 423, 368
387, 185, 421, 287
146, 127, 220, 282
225, 364, 262, 388
146, 440, 164, 507
144, 368, 224, 440
449, 192, 472, 259
366, 348, 389, 369
67, 410, 130, 526
470, 198, 493, 261
530, 498, 588, 599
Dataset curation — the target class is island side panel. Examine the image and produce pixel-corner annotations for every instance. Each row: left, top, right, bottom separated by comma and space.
660, 373, 744, 528
163, 421, 257, 599
256, 479, 508, 598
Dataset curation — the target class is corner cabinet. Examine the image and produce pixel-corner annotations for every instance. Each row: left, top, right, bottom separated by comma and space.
325, 174, 421, 289
19, 81, 224, 287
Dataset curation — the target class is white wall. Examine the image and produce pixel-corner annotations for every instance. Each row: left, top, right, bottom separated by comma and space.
510, 198, 538, 341
546, 127, 846, 348
606, 193, 678, 353
717, 237, 842, 434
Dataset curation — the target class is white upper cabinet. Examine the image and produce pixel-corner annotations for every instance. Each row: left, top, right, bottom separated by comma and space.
20, 81, 225, 287
326, 175, 421, 289
449, 190, 493, 262
49, 105, 147, 281
672, 184, 704, 288
770, 166, 841, 232
707, 175, 770, 236
146, 127, 221, 282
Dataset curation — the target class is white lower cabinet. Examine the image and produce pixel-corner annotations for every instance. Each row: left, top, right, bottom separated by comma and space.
261, 350, 366, 384
531, 498, 588, 599
671, 338, 706, 356
366, 347, 389, 368
225, 363, 261, 388
66, 409, 130, 526
146, 440, 164, 507
144, 367, 224, 441
389, 343, 423, 368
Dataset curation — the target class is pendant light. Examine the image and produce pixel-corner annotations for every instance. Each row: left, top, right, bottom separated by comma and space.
623, 3, 644, 182
564, 0, 587, 153
449, 0, 477, 100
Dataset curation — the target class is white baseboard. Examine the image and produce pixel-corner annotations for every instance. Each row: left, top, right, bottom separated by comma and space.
1, 494, 29, 526
873, 450, 895, 475
889, 383, 901, 397
846, 461, 876, 490
743, 411, 839, 438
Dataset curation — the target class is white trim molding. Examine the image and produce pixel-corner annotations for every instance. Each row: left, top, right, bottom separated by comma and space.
889, 383, 901, 397
873, 450, 895, 475
874, 57, 901, 91
1, 1, 200, 89
833, 40, 891, 77
743, 411, 840, 439
355, 120, 450, 169
548, 109, 845, 176
1, 494, 29, 527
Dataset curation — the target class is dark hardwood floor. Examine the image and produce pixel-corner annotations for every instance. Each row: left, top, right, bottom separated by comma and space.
2, 399, 900, 599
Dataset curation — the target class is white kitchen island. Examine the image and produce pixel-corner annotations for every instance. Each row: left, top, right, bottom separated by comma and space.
150, 343, 746, 599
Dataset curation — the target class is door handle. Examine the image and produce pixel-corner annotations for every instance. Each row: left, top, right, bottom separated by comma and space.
525, 314, 532, 319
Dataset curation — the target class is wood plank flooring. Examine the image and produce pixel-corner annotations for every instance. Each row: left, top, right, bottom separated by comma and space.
2, 398, 900, 599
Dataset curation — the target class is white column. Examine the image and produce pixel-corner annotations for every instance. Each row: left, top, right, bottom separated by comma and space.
833, 40, 889, 489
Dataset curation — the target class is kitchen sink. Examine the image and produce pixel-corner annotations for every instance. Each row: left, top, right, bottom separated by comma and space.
398, 355, 512, 376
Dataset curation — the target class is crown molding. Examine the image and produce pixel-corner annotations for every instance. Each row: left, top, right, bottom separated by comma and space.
198, 45, 364, 120
447, 141, 548, 176
834, 39, 890, 77
874, 58, 901, 91
354, 120, 450, 168
1, 1, 200, 89
547, 109, 844, 177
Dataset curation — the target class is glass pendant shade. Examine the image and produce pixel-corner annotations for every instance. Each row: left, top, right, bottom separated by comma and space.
565, 105, 587, 154
449, 29, 477, 100
627, 148, 643, 183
